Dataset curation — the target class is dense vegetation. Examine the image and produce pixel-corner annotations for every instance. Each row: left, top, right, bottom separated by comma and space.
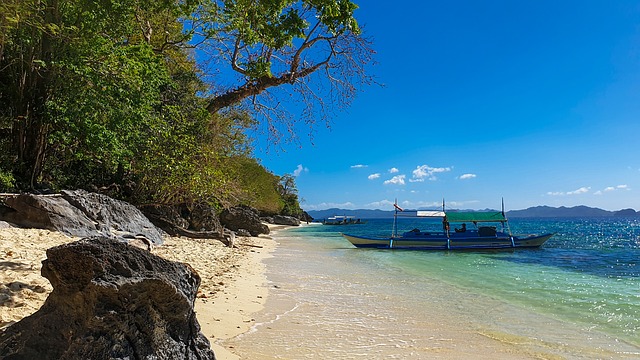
0, 0, 373, 215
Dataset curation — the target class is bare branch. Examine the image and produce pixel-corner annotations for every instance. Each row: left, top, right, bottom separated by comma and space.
230, 37, 247, 75
198, 1, 377, 145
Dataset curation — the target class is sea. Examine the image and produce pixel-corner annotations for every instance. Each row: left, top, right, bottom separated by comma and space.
223, 217, 640, 359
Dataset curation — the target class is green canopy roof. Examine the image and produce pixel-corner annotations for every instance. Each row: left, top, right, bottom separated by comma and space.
444, 211, 506, 223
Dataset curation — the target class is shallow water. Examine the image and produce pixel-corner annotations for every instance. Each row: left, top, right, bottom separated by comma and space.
224, 218, 640, 359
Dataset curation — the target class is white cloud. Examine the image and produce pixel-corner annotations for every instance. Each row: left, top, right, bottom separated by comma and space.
293, 164, 308, 177
459, 173, 477, 180
447, 200, 480, 208
304, 202, 355, 210
411, 165, 452, 181
368, 173, 381, 180
384, 175, 406, 185
595, 184, 629, 195
548, 187, 591, 196
568, 187, 590, 195
351, 164, 368, 168
389, 167, 399, 173
365, 199, 395, 208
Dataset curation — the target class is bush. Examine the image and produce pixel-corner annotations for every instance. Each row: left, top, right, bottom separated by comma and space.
0, 169, 15, 192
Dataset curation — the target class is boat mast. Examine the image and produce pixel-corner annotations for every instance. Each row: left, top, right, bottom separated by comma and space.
443, 198, 451, 250
392, 199, 399, 238
502, 197, 516, 247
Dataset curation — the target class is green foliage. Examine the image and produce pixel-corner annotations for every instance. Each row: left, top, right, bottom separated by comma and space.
277, 173, 303, 216
231, 157, 284, 214
0, 170, 15, 192
0, 0, 364, 215
44, 42, 171, 188
132, 109, 254, 206
309, 0, 360, 34
217, 0, 362, 80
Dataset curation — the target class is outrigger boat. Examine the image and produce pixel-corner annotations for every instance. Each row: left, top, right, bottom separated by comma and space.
341, 201, 553, 250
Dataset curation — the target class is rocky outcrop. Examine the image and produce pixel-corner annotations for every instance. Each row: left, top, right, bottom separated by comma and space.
181, 202, 222, 232
0, 193, 96, 237
219, 205, 269, 237
138, 203, 234, 246
0, 190, 163, 245
300, 211, 313, 223
61, 190, 162, 245
135, 204, 190, 230
0, 237, 215, 360
139, 203, 223, 234
273, 215, 300, 226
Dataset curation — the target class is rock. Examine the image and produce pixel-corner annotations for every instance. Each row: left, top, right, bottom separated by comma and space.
259, 216, 274, 224
138, 204, 232, 246
0, 220, 13, 228
139, 203, 223, 234
137, 204, 190, 230
180, 202, 222, 233
0, 190, 163, 245
236, 229, 251, 237
0, 237, 215, 360
1, 193, 99, 237
219, 205, 269, 237
273, 215, 300, 226
300, 211, 313, 223
61, 190, 163, 245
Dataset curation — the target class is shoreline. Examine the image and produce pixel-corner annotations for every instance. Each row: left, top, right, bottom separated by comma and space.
0, 223, 290, 359
188, 224, 285, 360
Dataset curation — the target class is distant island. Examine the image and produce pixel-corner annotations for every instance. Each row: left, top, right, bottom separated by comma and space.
307, 205, 639, 220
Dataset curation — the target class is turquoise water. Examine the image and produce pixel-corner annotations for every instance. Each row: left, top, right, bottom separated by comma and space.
226, 218, 640, 359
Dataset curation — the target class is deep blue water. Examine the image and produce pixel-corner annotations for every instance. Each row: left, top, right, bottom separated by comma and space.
334, 217, 640, 278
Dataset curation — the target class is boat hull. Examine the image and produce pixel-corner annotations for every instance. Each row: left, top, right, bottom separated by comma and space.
341, 232, 553, 250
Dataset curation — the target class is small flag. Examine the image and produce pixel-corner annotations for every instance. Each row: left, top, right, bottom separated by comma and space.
393, 203, 404, 212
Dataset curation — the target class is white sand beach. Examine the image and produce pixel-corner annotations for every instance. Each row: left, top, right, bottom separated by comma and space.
0, 224, 283, 360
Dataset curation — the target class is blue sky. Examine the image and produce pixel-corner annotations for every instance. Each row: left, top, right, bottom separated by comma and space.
253, 1, 640, 212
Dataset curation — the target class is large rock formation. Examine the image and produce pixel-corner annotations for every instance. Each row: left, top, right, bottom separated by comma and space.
219, 205, 269, 237
273, 215, 301, 226
0, 193, 96, 237
0, 190, 163, 245
0, 237, 215, 360
139, 202, 223, 234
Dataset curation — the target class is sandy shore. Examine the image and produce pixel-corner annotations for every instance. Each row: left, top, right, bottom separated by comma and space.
0, 223, 284, 359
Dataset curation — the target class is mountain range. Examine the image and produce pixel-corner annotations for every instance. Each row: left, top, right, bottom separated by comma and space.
307, 205, 639, 220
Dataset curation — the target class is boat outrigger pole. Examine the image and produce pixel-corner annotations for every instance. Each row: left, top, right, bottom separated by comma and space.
443, 198, 451, 250
390, 199, 400, 248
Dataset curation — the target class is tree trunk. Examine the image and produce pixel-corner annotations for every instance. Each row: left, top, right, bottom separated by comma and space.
205, 75, 288, 114
11, 0, 59, 189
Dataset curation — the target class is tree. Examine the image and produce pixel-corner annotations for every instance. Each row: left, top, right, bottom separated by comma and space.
0, 0, 375, 213
277, 173, 302, 216
193, 0, 376, 142
0, 0, 210, 193
0, 0, 168, 189
231, 156, 284, 214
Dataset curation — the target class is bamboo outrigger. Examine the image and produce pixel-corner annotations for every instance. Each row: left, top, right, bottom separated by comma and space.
342, 200, 553, 250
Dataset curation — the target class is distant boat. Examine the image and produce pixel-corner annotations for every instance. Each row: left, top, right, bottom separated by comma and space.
342, 201, 553, 250
322, 215, 367, 225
